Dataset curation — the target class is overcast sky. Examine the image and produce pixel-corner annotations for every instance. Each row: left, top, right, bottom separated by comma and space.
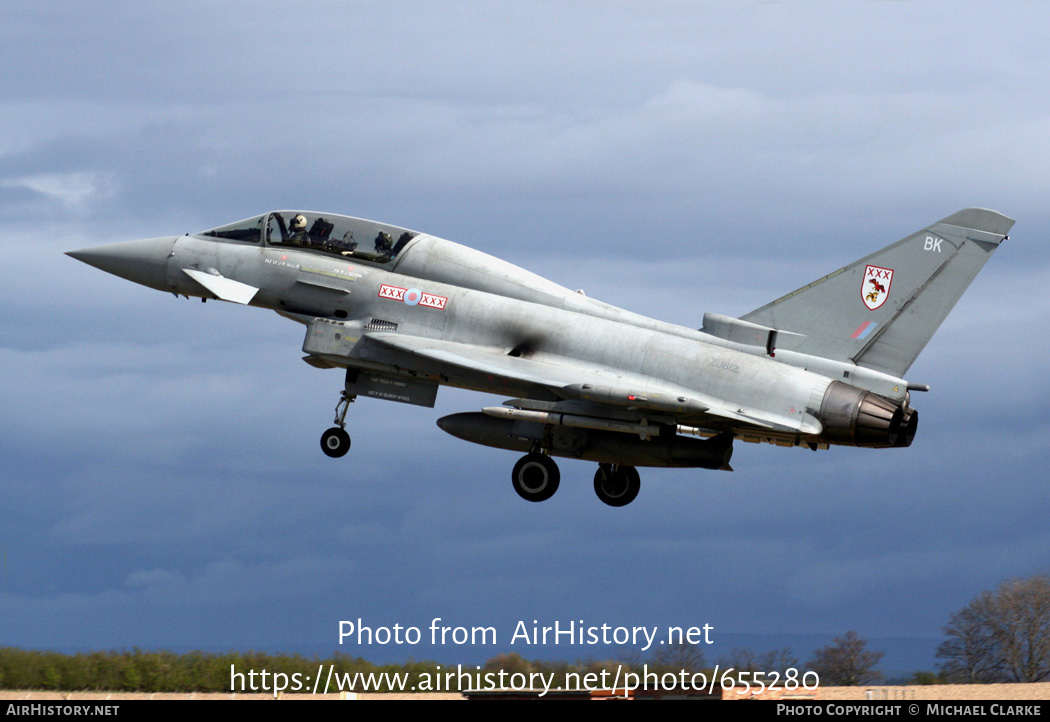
1, 1, 1048, 677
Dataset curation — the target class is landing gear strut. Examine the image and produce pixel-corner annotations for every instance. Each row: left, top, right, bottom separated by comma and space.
511, 453, 560, 502
320, 391, 356, 458
593, 463, 641, 507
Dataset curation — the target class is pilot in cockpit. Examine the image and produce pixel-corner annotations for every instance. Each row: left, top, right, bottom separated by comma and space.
374, 232, 394, 258
288, 214, 311, 247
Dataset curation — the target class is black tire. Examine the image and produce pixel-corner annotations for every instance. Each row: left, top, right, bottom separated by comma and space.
320, 427, 351, 458
511, 453, 560, 502
593, 464, 640, 507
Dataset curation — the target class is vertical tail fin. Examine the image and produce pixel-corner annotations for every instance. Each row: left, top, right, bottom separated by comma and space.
741, 208, 1014, 377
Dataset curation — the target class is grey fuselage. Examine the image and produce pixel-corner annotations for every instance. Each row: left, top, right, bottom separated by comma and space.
70, 206, 1021, 482
130, 212, 913, 459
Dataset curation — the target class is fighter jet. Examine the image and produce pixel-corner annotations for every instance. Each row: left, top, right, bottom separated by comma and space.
67, 208, 1013, 506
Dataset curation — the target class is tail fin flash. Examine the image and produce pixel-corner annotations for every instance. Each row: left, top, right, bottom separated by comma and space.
741, 208, 1014, 377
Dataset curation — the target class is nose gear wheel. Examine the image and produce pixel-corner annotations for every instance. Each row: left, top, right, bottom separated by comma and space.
320, 391, 356, 458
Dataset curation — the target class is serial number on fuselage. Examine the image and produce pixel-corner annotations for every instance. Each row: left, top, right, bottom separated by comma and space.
707, 358, 741, 374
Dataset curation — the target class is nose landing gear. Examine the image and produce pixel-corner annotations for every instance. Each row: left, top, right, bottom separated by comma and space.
320, 391, 356, 458
320, 427, 351, 457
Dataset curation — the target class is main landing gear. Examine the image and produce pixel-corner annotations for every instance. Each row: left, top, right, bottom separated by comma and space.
593, 463, 641, 507
510, 453, 641, 506
320, 391, 356, 458
511, 453, 560, 502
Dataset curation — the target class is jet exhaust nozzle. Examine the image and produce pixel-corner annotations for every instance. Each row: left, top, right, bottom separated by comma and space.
818, 380, 913, 448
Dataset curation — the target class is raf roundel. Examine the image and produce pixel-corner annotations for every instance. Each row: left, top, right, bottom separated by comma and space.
404, 288, 422, 306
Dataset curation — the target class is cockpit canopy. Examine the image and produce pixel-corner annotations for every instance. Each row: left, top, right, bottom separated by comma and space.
199, 211, 418, 264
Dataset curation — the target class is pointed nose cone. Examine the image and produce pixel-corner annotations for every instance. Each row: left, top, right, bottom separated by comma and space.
66, 236, 177, 292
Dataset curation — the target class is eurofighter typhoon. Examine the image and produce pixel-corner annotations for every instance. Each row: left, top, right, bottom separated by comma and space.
67, 208, 1013, 506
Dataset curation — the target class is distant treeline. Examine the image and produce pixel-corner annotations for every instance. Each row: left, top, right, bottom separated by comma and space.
0, 638, 981, 692
0, 648, 431, 692
0, 646, 734, 693
0, 649, 670, 692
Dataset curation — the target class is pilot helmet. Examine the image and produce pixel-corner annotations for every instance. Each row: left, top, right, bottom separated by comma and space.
291, 214, 308, 232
